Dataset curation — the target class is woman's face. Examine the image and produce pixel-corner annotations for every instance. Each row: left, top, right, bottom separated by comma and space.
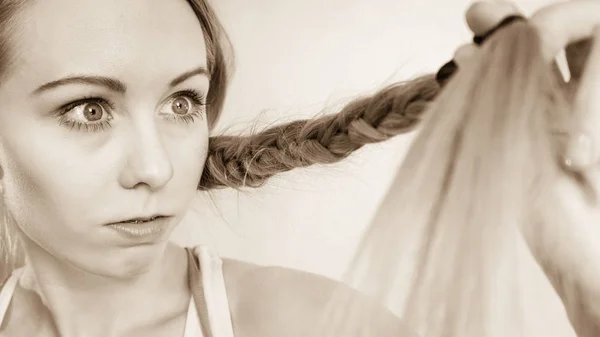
0, 0, 210, 277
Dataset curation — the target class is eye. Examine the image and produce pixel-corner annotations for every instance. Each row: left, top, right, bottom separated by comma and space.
55, 98, 114, 132
160, 89, 207, 124
171, 97, 192, 115
74, 101, 108, 122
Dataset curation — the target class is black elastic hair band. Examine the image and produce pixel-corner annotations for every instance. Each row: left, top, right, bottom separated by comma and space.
435, 14, 527, 86
435, 60, 458, 87
473, 15, 526, 45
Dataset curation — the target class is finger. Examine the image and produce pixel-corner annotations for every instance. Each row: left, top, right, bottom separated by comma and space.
452, 43, 479, 69
466, 0, 522, 36
531, 0, 600, 61
437, 1, 523, 87
564, 27, 600, 171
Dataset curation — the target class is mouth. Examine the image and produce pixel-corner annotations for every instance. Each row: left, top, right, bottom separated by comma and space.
107, 215, 170, 226
105, 215, 173, 241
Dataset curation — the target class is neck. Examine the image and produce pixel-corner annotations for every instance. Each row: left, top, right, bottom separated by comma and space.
17, 242, 190, 337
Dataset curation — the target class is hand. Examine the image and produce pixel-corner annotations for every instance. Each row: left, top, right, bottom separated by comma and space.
454, 1, 523, 67
462, 1, 600, 336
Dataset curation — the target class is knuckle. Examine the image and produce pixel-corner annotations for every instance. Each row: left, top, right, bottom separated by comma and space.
466, 1, 523, 36
453, 44, 477, 65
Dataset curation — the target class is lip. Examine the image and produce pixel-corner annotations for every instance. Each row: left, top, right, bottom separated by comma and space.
111, 215, 166, 224
106, 215, 173, 242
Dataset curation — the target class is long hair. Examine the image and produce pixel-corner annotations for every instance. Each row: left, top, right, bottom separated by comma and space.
0, 0, 28, 284
319, 20, 576, 337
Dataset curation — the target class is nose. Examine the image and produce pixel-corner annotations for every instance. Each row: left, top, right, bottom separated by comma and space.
118, 120, 174, 191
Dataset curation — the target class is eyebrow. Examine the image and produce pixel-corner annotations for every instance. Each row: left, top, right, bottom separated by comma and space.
31, 66, 210, 95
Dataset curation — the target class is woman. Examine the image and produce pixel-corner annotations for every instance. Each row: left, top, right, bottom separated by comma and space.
0, 1, 595, 337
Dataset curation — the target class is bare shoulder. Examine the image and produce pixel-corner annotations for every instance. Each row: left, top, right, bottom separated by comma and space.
221, 258, 417, 337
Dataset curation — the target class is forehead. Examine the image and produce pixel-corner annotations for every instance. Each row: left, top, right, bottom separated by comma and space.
9, 0, 207, 86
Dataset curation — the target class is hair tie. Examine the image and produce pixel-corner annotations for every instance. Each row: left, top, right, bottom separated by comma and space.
435, 60, 458, 87
473, 15, 526, 45
436, 15, 527, 87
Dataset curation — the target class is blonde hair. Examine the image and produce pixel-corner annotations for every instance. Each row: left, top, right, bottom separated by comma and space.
324, 20, 577, 336
200, 75, 439, 189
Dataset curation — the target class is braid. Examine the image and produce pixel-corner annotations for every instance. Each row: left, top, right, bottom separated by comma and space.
199, 74, 440, 190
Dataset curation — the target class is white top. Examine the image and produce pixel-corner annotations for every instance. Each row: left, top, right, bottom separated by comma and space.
0, 245, 235, 337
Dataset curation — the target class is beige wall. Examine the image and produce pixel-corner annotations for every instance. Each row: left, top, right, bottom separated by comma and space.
174, 0, 555, 272
173, 0, 472, 277
171, 0, 577, 334
172, 0, 560, 274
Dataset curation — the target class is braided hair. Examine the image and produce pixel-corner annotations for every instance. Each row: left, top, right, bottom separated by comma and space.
200, 75, 440, 189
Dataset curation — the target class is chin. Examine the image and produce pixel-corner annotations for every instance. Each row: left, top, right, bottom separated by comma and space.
82, 241, 170, 280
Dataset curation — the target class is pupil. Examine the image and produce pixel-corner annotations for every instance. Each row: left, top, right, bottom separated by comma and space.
83, 103, 103, 122
173, 98, 189, 115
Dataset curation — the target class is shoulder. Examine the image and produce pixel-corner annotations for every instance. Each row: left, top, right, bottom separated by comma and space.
221, 258, 417, 337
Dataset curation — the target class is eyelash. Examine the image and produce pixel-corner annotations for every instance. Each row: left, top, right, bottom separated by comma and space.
55, 89, 207, 132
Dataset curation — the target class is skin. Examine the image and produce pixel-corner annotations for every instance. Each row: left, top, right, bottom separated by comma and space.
0, 0, 410, 336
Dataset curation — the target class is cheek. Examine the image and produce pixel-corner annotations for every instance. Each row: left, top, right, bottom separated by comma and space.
0, 109, 209, 238
2, 132, 209, 225
0, 129, 108, 238
0, 148, 87, 258
168, 126, 209, 199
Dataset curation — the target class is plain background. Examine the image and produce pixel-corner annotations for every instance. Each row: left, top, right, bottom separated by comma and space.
169, 1, 582, 335
171, 0, 558, 279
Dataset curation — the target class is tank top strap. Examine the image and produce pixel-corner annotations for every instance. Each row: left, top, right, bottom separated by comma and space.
185, 245, 235, 337
0, 268, 23, 328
